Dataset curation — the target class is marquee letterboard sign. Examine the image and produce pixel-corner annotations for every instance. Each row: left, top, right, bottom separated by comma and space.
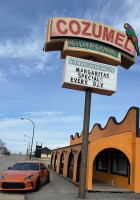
62, 56, 117, 96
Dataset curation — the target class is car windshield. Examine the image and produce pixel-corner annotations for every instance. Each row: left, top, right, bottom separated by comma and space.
11, 163, 39, 170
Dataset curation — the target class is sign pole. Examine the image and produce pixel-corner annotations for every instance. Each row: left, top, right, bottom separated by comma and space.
78, 88, 92, 199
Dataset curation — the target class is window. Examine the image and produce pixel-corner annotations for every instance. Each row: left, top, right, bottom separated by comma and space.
11, 163, 39, 170
40, 163, 46, 170
111, 152, 128, 176
96, 152, 108, 172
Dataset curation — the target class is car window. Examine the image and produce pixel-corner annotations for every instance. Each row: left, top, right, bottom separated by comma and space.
40, 163, 46, 170
11, 163, 39, 170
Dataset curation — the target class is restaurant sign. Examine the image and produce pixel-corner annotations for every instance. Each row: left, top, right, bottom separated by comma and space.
44, 17, 135, 69
50, 18, 134, 56
62, 56, 117, 96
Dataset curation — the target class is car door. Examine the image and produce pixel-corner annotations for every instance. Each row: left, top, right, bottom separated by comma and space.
39, 163, 47, 184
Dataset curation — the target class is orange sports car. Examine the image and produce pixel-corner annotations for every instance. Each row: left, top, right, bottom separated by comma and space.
0, 161, 50, 191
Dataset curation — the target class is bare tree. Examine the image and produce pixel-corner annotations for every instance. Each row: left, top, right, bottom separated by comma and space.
0, 139, 6, 149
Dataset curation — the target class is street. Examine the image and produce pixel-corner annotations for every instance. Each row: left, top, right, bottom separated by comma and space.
0, 154, 26, 174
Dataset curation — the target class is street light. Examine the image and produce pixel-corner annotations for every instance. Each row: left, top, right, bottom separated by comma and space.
24, 139, 30, 155
24, 134, 31, 150
21, 118, 35, 160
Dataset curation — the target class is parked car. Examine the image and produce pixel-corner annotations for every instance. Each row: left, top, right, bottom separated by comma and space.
2, 150, 10, 156
0, 161, 50, 191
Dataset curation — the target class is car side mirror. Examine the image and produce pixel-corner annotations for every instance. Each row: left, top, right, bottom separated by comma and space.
8, 167, 11, 170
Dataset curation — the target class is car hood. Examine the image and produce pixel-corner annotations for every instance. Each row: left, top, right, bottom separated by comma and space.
2, 170, 38, 181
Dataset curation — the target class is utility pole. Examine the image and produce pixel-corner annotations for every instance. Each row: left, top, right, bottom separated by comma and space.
78, 88, 91, 198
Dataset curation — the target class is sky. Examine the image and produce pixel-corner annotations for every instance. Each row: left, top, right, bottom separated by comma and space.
0, 0, 140, 154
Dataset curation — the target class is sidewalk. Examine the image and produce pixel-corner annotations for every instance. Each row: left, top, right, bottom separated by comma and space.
0, 193, 25, 200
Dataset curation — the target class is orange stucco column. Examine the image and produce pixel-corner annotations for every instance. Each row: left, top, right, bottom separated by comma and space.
52, 153, 55, 171
86, 143, 93, 190
73, 153, 78, 182
63, 153, 69, 177
56, 153, 61, 174
133, 138, 140, 193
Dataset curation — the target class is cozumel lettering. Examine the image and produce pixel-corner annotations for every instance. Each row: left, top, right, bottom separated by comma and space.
53, 18, 133, 55
82, 21, 91, 36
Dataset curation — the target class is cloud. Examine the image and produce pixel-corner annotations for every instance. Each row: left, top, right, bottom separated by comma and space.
0, 110, 83, 153
82, 0, 140, 37
0, 21, 60, 77
0, 38, 41, 59
10, 62, 58, 77
25, 111, 64, 117
23, 110, 83, 124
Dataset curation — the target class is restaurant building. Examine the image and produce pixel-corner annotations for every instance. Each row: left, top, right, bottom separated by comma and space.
50, 107, 140, 193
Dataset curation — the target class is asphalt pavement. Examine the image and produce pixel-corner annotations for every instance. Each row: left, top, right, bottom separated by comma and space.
25, 171, 140, 200
0, 154, 26, 173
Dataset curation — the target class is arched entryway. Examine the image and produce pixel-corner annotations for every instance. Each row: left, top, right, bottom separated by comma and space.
67, 152, 74, 179
59, 153, 64, 174
54, 154, 57, 172
76, 152, 81, 182
92, 148, 130, 190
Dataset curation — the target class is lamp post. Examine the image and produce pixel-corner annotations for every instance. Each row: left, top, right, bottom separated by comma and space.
21, 118, 35, 160
24, 140, 30, 155
24, 135, 31, 151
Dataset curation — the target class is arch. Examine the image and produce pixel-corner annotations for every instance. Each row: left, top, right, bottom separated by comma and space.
92, 148, 131, 189
76, 151, 81, 182
54, 154, 57, 172
67, 152, 74, 179
59, 152, 64, 174
92, 144, 131, 166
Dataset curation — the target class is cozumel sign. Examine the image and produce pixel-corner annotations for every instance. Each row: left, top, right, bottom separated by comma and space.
51, 18, 134, 55
44, 17, 135, 69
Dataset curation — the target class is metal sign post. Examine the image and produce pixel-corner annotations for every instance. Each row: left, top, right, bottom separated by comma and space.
78, 88, 91, 199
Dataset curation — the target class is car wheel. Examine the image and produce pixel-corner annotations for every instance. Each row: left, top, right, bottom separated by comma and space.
46, 173, 50, 183
35, 177, 41, 191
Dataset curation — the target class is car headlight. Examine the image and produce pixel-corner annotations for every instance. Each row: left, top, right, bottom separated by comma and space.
25, 175, 34, 180
0, 175, 4, 180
